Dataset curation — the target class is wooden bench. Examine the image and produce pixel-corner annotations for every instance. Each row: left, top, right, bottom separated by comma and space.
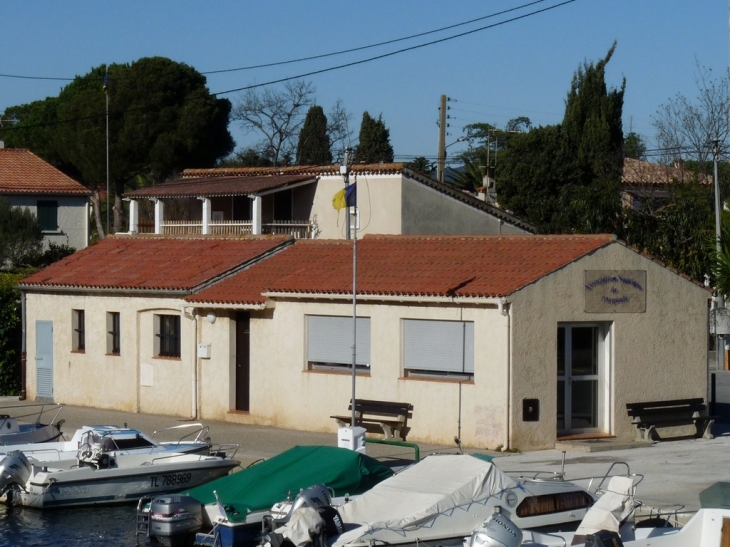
626, 398, 716, 441
331, 399, 414, 441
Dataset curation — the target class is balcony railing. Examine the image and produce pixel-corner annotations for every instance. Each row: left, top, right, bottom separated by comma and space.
137, 220, 316, 239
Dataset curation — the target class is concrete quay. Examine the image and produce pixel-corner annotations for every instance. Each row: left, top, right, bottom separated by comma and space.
4, 399, 729, 515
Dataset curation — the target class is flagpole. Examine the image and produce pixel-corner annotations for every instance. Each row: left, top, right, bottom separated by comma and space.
351, 173, 358, 428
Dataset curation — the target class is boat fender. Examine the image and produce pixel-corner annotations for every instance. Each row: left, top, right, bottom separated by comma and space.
585, 530, 624, 547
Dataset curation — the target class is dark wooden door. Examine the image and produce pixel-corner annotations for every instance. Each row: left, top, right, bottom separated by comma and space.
235, 312, 250, 411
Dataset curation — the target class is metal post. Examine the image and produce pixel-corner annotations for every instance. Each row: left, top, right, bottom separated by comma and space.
105, 68, 110, 237
351, 214, 358, 427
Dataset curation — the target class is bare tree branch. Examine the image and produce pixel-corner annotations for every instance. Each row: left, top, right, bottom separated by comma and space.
232, 80, 315, 166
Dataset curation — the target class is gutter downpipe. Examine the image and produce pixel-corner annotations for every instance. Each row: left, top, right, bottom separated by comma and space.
498, 298, 510, 450
182, 305, 198, 419
20, 291, 27, 400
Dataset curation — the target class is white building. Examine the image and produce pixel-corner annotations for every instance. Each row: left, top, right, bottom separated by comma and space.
19, 233, 710, 451
0, 148, 90, 251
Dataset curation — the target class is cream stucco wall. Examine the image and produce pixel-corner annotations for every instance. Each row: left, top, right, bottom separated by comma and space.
216, 300, 511, 449
24, 292, 197, 417
22, 243, 711, 451
311, 174, 402, 239
508, 243, 711, 450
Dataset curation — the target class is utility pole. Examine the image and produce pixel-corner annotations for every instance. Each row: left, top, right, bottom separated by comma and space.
713, 139, 726, 370
437, 95, 447, 183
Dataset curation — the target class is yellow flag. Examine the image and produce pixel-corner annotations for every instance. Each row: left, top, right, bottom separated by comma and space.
332, 188, 347, 211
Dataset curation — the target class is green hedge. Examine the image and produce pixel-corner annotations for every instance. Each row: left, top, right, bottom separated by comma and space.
0, 272, 33, 395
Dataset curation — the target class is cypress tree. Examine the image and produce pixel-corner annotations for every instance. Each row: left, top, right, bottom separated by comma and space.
296, 105, 332, 165
355, 111, 394, 163
498, 44, 624, 234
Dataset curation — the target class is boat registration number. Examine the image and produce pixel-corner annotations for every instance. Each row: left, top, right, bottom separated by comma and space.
150, 472, 193, 488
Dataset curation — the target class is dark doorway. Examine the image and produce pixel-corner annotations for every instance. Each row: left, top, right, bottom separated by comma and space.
235, 312, 251, 411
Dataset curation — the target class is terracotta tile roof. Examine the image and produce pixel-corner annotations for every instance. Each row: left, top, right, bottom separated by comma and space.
0, 148, 91, 196
170, 164, 534, 233
189, 234, 614, 305
181, 163, 406, 178
20, 235, 290, 291
622, 158, 711, 186
124, 174, 316, 199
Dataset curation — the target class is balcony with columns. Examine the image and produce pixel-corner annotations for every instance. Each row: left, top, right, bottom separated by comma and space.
122, 172, 320, 239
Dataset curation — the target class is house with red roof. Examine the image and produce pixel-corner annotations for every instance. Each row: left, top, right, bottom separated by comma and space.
0, 148, 91, 250
122, 163, 534, 239
18, 233, 710, 450
621, 157, 712, 209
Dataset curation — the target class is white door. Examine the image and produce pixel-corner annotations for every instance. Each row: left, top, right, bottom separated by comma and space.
36, 321, 54, 399
557, 323, 610, 434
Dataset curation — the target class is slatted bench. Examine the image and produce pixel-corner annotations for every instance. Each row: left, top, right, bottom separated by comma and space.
331, 399, 414, 441
626, 398, 716, 441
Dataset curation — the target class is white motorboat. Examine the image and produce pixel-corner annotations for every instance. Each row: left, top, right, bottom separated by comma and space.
469, 507, 730, 546
269, 454, 624, 547
0, 435, 239, 509
0, 422, 214, 462
466, 473, 730, 546
0, 403, 64, 445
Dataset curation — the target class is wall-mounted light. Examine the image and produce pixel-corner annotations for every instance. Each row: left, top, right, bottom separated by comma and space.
206, 313, 216, 324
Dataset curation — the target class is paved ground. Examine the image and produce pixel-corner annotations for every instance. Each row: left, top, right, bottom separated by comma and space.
3, 397, 730, 516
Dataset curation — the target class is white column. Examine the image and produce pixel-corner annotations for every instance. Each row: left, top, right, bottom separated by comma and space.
251, 195, 262, 235
153, 199, 164, 235
199, 197, 211, 235
127, 199, 139, 234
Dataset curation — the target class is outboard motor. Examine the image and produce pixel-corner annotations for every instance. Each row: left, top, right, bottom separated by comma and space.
0, 451, 32, 495
271, 484, 334, 525
585, 530, 624, 547
147, 494, 204, 546
289, 484, 332, 514
466, 511, 523, 547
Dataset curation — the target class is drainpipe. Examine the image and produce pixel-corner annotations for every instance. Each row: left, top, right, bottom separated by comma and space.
20, 291, 27, 400
498, 298, 511, 450
192, 309, 198, 419
181, 305, 198, 419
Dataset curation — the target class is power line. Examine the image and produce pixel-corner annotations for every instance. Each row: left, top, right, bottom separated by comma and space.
0, 1, 578, 134
203, 0, 551, 75
211, 1, 577, 96
0, 0, 553, 83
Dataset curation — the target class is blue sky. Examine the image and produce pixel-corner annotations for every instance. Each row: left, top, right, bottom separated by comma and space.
1, 1, 727, 164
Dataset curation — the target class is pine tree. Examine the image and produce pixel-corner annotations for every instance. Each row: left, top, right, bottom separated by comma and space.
296, 105, 332, 165
355, 112, 394, 163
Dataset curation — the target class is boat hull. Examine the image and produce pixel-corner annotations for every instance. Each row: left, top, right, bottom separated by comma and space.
17, 456, 238, 509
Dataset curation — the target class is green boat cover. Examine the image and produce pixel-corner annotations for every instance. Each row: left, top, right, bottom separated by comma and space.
185, 445, 394, 523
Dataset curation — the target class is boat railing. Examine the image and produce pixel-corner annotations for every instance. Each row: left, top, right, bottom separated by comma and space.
0, 402, 64, 428
151, 423, 211, 446
505, 461, 644, 498
634, 502, 695, 528
148, 444, 240, 464
210, 443, 240, 459
507, 470, 566, 481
